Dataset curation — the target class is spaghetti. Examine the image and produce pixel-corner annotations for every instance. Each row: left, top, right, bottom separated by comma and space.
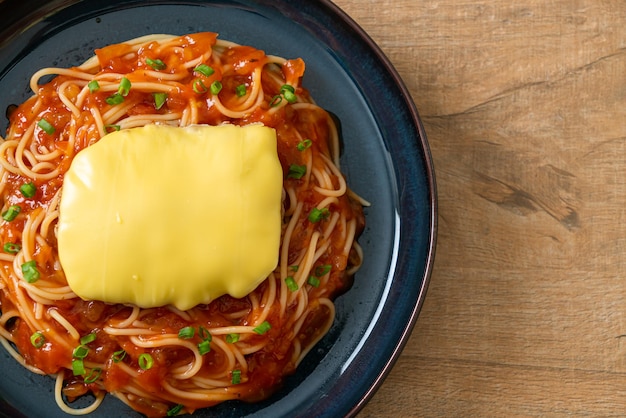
0, 33, 365, 417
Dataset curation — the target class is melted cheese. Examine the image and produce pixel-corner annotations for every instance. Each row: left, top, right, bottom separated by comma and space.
57, 124, 283, 310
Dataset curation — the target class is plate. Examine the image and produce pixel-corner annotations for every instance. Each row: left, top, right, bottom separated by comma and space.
0, 1, 437, 417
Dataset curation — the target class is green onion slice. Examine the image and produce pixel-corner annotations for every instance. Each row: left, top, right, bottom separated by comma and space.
280, 84, 295, 94
285, 276, 299, 292
21, 260, 40, 283
105, 93, 124, 105
235, 84, 247, 97
30, 331, 45, 348
225, 333, 240, 344
138, 353, 154, 370
72, 358, 85, 376
315, 264, 332, 277
269, 95, 283, 107
80, 332, 97, 345
296, 139, 312, 151
307, 276, 321, 287
287, 164, 306, 179
210, 80, 222, 95
88, 80, 100, 93
198, 326, 212, 342
83, 367, 102, 384
112, 349, 126, 363
73, 344, 89, 359
193, 64, 215, 77
37, 118, 55, 135
19, 182, 37, 198
146, 58, 166, 71
178, 326, 195, 340
3, 242, 21, 254
280, 84, 297, 103
308, 207, 330, 223
2, 205, 20, 222
231, 369, 241, 385
290, 265, 299, 272
153, 92, 167, 110
253, 321, 271, 335
104, 124, 121, 133
197, 340, 211, 355
167, 404, 185, 417
192, 79, 207, 94
118, 77, 131, 96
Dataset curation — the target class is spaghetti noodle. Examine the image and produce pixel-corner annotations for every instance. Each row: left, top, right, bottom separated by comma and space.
0, 33, 365, 417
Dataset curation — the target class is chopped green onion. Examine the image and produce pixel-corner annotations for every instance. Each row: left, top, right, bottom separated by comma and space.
280, 84, 297, 103
2, 205, 20, 222
287, 164, 306, 179
3, 242, 21, 254
118, 77, 131, 96
37, 118, 55, 135
112, 349, 126, 363
72, 358, 85, 376
178, 326, 195, 340
21, 260, 40, 283
105, 93, 124, 105
308, 207, 330, 223
104, 124, 121, 134
210, 80, 222, 95
146, 58, 166, 71
87, 80, 100, 93
296, 139, 312, 151
235, 84, 247, 97
19, 182, 36, 198
138, 353, 154, 370
285, 276, 299, 292
153, 92, 167, 110
290, 265, 299, 272
197, 340, 211, 355
307, 276, 321, 287
315, 264, 332, 277
198, 326, 212, 342
269, 95, 283, 107
193, 64, 215, 77
226, 333, 240, 344
73, 345, 89, 359
253, 321, 271, 335
80, 332, 97, 345
231, 369, 241, 384
280, 84, 295, 94
167, 404, 184, 417
30, 331, 45, 348
83, 368, 102, 384
192, 79, 207, 94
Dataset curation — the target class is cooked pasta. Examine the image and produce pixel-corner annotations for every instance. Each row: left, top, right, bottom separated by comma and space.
0, 33, 365, 417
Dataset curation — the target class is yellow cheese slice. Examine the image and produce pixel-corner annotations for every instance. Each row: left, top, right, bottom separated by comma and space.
57, 124, 283, 310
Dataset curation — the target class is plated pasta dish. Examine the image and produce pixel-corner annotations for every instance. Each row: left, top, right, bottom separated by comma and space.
0, 33, 365, 417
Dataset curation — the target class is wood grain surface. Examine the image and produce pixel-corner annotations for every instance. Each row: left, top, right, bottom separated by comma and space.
330, 0, 626, 416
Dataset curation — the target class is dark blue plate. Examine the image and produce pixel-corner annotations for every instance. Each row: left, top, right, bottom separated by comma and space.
0, 1, 436, 417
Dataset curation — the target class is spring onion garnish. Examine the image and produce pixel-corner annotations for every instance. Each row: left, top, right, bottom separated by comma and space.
199, 326, 212, 342
269, 95, 283, 107
37, 118, 55, 135
118, 77, 131, 96
210, 80, 222, 95
287, 164, 306, 179
88, 80, 100, 93
226, 333, 240, 344
197, 326, 212, 355
30, 331, 45, 348
193, 64, 215, 77
104, 124, 121, 134
2, 205, 20, 222
308, 207, 330, 223
146, 58, 166, 71
192, 79, 207, 94
297, 139, 312, 151
167, 404, 184, 417
19, 182, 36, 198
3, 242, 21, 254
315, 264, 332, 277
290, 265, 299, 272
235, 84, 247, 97
153, 92, 167, 110
197, 340, 211, 355
307, 276, 321, 287
138, 353, 154, 370
21, 260, 40, 283
105, 93, 124, 105
253, 321, 271, 335
80, 332, 97, 345
73, 344, 89, 359
280, 84, 297, 103
72, 358, 85, 376
285, 276, 299, 292
231, 369, 241, 385
178, 326, 195, 340
112, 349, 126, 363
83, 368, 102, 384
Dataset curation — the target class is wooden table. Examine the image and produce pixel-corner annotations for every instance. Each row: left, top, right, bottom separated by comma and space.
331, 0, 626, 415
